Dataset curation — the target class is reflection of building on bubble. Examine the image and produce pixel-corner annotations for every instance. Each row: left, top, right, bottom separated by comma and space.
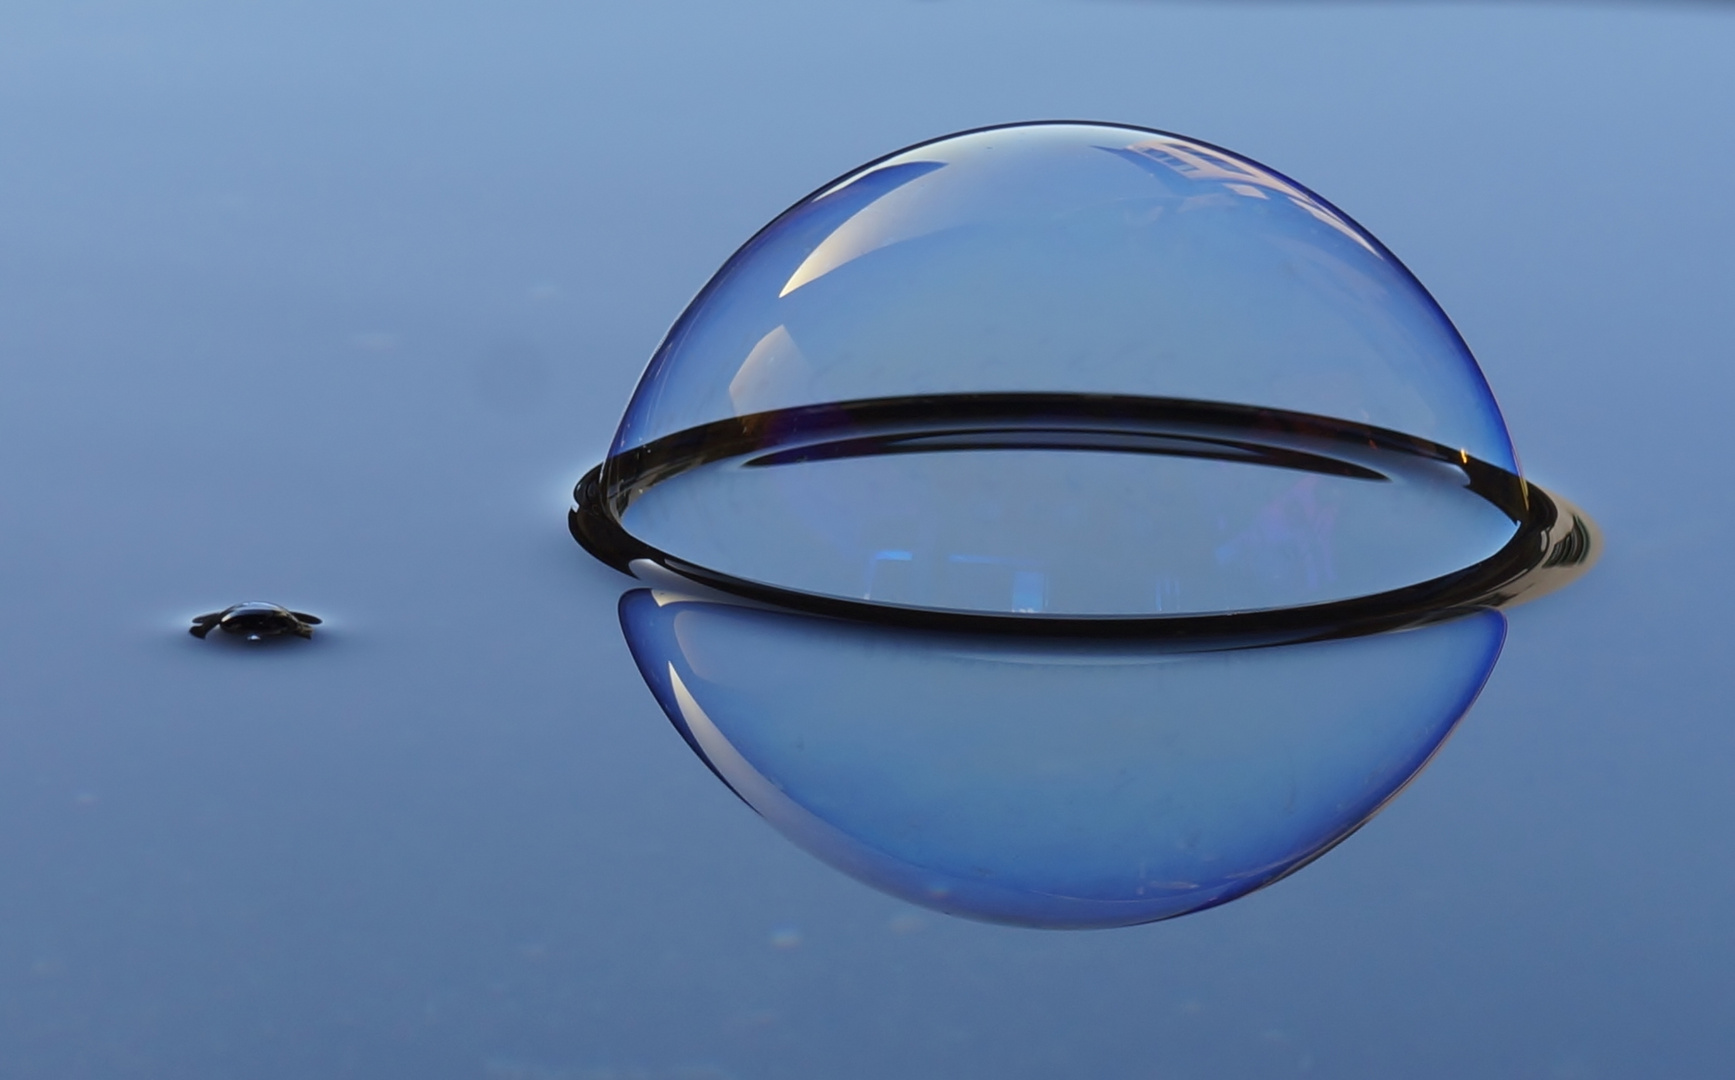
571, 122, 1600, 928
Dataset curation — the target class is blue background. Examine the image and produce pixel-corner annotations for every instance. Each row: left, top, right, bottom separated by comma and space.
0, 3, 1728, 1077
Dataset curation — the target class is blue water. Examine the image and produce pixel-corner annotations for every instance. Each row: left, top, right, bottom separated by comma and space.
0, 2, 1730, 1078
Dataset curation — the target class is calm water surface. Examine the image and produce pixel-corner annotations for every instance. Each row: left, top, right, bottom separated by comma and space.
0, 2, 1729, 1078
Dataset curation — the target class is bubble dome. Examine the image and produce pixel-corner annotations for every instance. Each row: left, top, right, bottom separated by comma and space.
574, 121, 1577, 631
615, 122, 1514, 464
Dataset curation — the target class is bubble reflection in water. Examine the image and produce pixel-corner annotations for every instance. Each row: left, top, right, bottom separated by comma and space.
621, 590, 1505, 929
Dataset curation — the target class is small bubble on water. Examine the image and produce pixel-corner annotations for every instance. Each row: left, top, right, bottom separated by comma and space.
189, 602, 322, 643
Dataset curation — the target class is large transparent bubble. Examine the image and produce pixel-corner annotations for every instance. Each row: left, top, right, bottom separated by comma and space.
572, 123, 1599, 929
585, 122, 1530, 622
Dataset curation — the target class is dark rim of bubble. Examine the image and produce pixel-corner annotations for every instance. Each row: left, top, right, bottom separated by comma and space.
570, 393, 1597, 645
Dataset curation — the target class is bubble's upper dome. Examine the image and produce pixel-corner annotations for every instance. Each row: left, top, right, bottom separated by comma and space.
579, 122, 1553, 623
614, 121, 1515, 471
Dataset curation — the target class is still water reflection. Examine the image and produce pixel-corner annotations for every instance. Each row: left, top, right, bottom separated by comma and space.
620, 589, 1507, 928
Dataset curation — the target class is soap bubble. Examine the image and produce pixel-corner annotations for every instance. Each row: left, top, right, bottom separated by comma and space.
571, 122, 1598, 926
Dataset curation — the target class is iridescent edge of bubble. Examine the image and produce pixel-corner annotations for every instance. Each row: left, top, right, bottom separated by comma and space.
570, 392, 1598, 645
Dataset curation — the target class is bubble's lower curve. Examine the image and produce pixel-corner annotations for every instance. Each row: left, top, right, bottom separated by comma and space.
573, 393, 1596, 928
619, 589, 1508, 929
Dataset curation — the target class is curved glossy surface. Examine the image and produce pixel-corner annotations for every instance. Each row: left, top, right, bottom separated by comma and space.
620, 590, 1507, 928
596, 122, 1527, 619
614, 122, 1516, 472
